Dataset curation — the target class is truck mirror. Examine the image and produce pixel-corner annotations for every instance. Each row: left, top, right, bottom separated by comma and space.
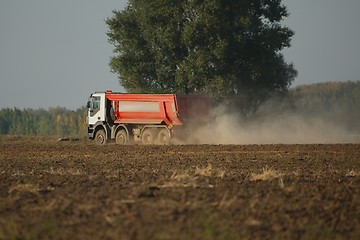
87, 101, 91, 109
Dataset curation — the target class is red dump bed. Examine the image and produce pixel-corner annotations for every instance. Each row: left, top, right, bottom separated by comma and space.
105, 93, 209, 126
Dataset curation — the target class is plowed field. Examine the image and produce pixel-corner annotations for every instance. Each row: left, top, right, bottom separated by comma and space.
0, 136, 359, 239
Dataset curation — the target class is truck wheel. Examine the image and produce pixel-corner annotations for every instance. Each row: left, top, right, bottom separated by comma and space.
141, 129, 155, 145
115, 129, 128, 145
157, 129, 170, 145
95, 129, 107, 145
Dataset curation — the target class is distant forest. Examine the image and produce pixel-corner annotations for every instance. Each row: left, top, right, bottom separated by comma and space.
0, 107, 87, 137
293, 81, 360, 132
0, 81, 359, 137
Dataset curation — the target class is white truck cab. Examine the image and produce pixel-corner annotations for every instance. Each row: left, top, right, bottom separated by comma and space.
86, 92, 106, 139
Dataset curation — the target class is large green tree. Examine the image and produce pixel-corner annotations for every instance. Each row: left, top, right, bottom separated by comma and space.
107, 0, 297, 116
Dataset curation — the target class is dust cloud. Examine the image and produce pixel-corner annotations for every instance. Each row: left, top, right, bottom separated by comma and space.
187, 107, 360, 144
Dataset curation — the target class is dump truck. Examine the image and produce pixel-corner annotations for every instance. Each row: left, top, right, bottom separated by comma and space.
86, 91, 209, 145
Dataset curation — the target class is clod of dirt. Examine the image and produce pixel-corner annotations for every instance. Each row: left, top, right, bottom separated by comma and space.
138, 186, 160, 198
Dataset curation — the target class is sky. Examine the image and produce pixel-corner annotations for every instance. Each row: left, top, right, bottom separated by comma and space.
0, 0, 359, 110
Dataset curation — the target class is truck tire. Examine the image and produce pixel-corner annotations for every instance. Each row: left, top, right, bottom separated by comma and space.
141, 129, 155, 145
157, 129, 170, 145
95, 129, 107, 145
115, 129, 128, 145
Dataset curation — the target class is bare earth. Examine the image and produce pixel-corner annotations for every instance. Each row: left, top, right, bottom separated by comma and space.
0, 136, 359, 240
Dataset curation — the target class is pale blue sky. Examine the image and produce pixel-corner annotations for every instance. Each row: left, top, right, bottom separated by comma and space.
0, 0, 359, 109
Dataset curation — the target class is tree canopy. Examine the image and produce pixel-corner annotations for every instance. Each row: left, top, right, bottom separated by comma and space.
106, 0, 297, 116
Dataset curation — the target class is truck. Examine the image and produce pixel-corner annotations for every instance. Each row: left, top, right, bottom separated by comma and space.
86, 91, 209, 145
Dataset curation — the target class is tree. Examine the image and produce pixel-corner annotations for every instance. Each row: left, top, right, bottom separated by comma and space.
107, 0, 297, 117
0, 109, 11, 134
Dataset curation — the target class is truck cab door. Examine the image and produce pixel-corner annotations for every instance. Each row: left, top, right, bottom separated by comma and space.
87, 93, 106, 125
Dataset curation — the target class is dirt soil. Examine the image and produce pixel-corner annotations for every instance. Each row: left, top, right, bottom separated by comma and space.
0, 136, 359, 240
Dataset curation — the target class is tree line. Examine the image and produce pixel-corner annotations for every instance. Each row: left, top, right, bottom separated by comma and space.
0, 81, 359, 136
293, 81, 360, 132
0, 107, 87, 137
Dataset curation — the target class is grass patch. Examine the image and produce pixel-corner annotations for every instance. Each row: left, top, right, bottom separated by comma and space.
161, 171, 199, 188
161, 164, 225, 188
8, 184, 39, 198
345, 169, 359, 177
250, 166, 283, 181
195, 164, 225, 178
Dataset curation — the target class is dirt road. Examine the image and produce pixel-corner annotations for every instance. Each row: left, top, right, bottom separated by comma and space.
0, 137, 359, 239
